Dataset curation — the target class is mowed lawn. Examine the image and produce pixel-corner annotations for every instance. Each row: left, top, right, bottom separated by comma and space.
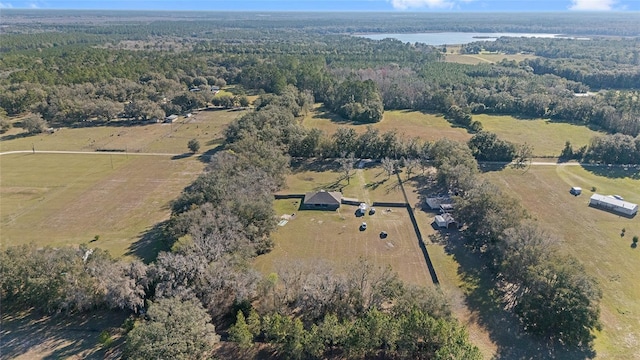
0, 108, 246, 154
0, 153, 204, 260
475, 114, 602, 157
254, 201, 433, 288
302, 107, 471, 143
484, 165, 640, 359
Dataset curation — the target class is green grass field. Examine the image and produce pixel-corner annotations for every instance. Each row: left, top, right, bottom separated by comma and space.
302, 108, 471, 143
0, 153, 204, 260
302, 107, 602, 159
0, 109, 245, 260
254, 201, 433, 287
475, 114, 602, 157
484, 165, 640, 359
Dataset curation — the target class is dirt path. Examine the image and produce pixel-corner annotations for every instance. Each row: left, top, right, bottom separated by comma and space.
0, 150, 181, 156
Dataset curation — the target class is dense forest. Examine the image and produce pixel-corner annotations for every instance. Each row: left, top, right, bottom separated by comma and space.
1, 10, 638, 359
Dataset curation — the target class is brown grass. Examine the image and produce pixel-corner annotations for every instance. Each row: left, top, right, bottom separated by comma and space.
0, 108, 245, 154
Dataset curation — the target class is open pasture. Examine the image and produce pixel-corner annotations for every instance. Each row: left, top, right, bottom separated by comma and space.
302, 108, 471, 143
483, 165, 640, 359
0, 108, 245, 154
254, 200, 433, 287
475, 114, 601, 157
0, 153, 204, 260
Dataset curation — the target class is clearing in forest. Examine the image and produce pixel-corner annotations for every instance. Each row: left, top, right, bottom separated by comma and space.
484, 165, 640, 360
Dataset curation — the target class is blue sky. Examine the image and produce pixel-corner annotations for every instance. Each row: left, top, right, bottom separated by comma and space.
1, 0, 639, 11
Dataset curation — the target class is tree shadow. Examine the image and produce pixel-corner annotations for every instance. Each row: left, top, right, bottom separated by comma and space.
313, 106, 354, 125
0, 308, 127, 360
197, 144, 225, 164
0, 132, 32, 141
409, 173, 449, 212
440, 236, 596, 360
581, 164, 640, 180
125, 220, 171, 264
171, 152, 195, 160
290, 158, 341, 173
479, 162, 510, 172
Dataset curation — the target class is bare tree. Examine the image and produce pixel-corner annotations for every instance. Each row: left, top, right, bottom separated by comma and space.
381, 157, 397, 179
404, 158, 420, 180
337, 151, 355, 184
512, 142, 533, 169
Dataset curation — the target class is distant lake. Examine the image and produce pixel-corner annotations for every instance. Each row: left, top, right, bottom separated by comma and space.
358, 32, 570, 46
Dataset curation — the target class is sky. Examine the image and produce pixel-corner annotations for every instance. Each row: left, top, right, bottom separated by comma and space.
0, 0, 639, 12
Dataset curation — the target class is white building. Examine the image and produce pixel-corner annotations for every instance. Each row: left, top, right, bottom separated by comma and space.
589, 194, 638, 216
435, 213, 457, 229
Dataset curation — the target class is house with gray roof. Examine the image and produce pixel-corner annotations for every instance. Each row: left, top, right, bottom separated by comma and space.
302, 190, 342, 210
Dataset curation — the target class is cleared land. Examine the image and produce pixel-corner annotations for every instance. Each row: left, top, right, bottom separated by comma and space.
302, 107, 602, 159
0, 153, 204, 260
0, 108, 245, 260
0, 108, 246, 154
484, 165, 640, 359
475, 114, 602, 157
444, 45, 537, 65
302, 108, 471, 143
254, 201, 433, 287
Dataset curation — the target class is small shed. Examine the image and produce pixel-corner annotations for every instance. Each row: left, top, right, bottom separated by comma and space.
435, 213, 457, 229
570, 187, 582, 196
426, 196, 453, 211
589, 193, 638, 216
164, 114, 179, 123
302, 190, 342, 210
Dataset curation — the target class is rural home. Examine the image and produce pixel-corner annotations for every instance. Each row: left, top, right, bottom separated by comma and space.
302, 190, 342, 210
589, 194, 638, 216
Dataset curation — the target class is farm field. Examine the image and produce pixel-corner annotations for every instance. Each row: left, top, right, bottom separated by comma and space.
475, 114, 602, 157
484, 165, 640, 359
0, 108, 245, 260
444, 45, 537, 65
302, 107, 471, 143
0, 153, 204, 260
0, 108, 245, 154
302, 106, 602, 159
445, 52, 537, 65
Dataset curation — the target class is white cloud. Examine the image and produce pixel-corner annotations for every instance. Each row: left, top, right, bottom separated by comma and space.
569, 0, 617, 10
0, 2, 13, 8
390, 0, 456, 10
29, 3, 39, 8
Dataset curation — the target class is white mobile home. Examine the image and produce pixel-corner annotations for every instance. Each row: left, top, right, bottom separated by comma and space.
589, 194, 638, 216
